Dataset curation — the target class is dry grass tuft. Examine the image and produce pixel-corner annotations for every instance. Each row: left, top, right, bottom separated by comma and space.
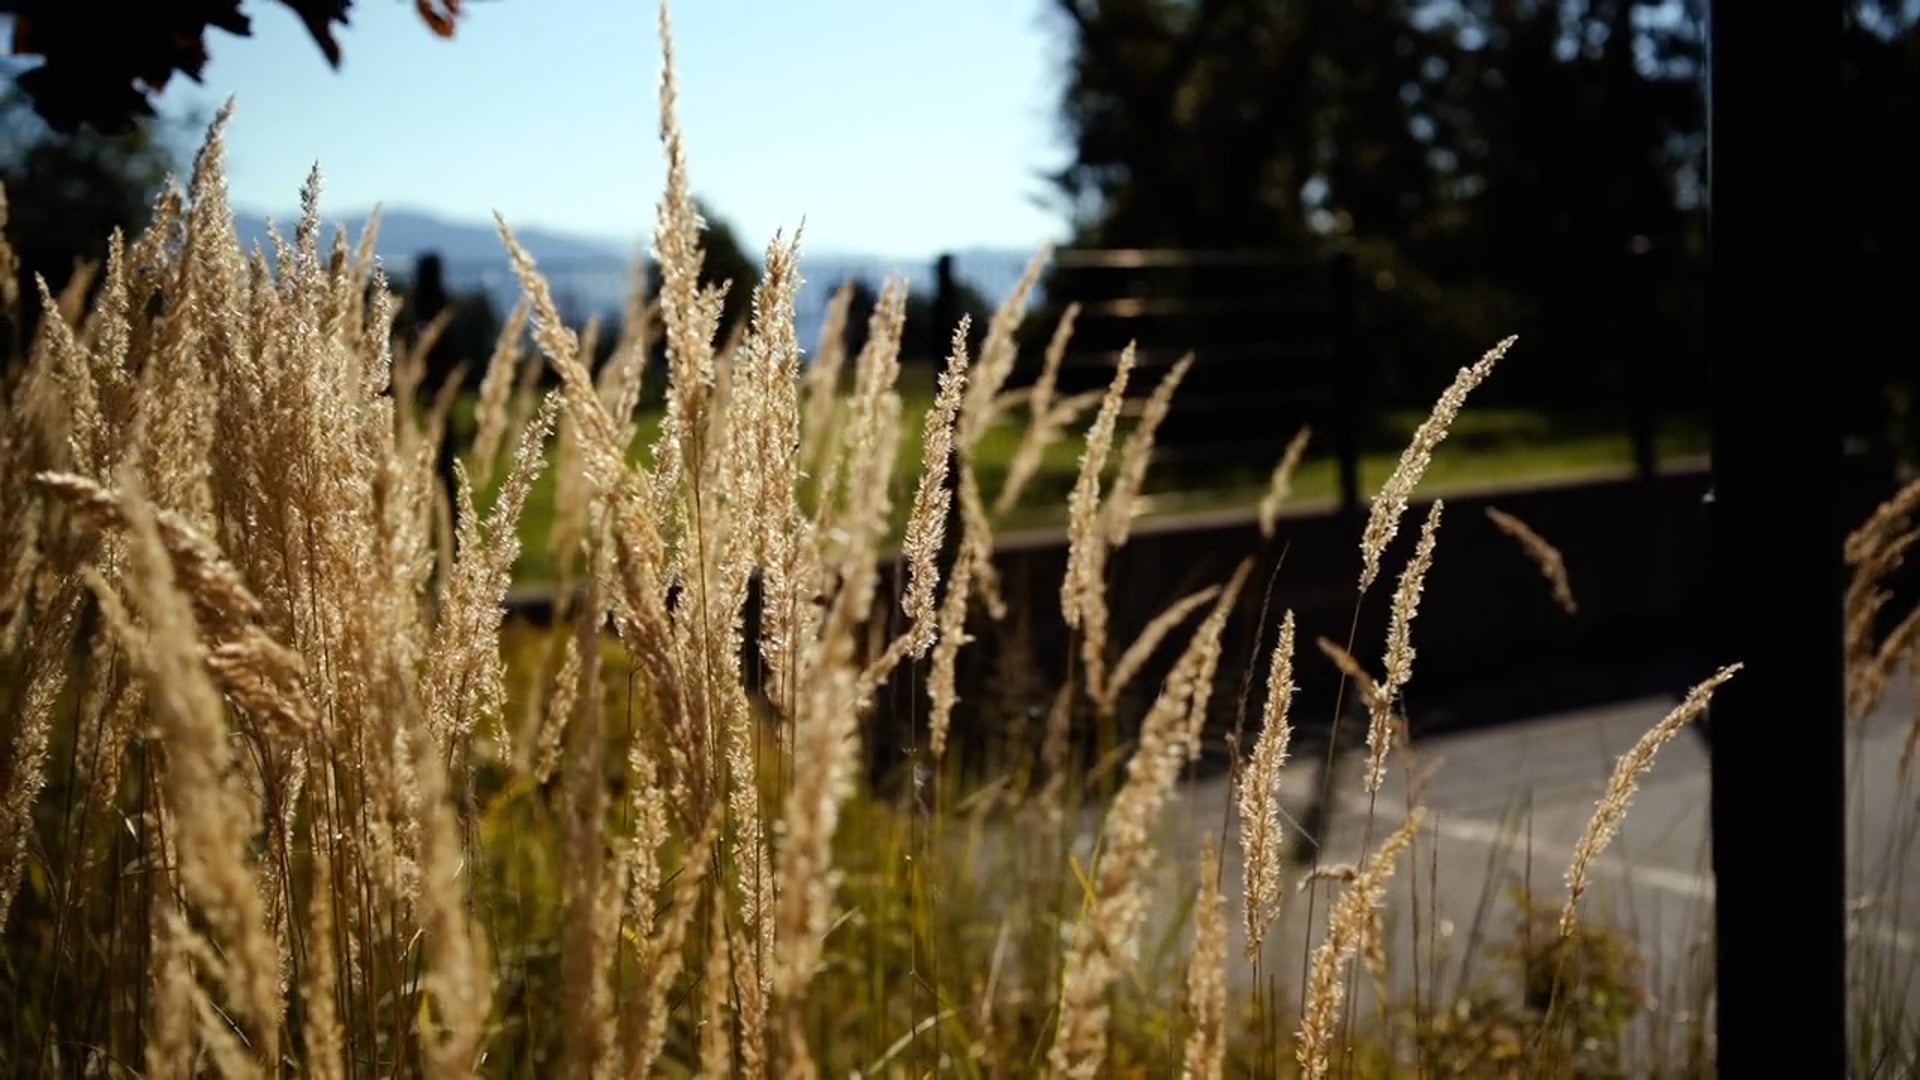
1485, 505, 1578, 614
1560, 663, 1741, 938
1239, 610, 1297, 961
1258, 425, 1313, 539
7, 4, 1860, 1076
1359, 336, 1513, 593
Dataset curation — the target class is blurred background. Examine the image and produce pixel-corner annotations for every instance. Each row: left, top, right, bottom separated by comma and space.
3, 0, 1917, 515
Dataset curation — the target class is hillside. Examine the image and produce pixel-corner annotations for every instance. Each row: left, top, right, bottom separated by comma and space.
231, 208, 1038, 353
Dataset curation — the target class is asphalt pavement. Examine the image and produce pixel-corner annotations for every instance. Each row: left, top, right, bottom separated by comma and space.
1063, 657, 1920, 1062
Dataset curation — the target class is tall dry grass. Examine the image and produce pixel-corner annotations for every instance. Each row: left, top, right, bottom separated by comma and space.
5, 3, 1913, 1076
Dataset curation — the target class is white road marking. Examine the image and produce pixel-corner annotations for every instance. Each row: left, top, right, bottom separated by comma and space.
1334, 793, 1920, 957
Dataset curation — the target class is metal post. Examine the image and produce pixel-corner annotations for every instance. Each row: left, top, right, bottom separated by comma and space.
932, 253, 957, 356
1625, 244, 1660, 484
1706, 1, 1847, 1074
1328, 250, 1362, 519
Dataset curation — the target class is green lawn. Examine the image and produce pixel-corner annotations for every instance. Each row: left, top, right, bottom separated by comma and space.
459, 371, 1708, 585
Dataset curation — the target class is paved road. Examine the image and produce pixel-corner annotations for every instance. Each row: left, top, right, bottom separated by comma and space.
1073, 660, 1920, 1057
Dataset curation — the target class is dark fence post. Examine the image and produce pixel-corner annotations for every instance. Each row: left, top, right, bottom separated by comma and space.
932, 253, 957, 354
1328, 249, 1363, 519
1626, 248, 1660, 483
1706, 1, 1846, 1076
1626, 363, 1659, 482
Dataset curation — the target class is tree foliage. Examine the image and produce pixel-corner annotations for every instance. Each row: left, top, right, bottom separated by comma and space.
1048, 0, 1451, 252
1045, 0, 1707, 404
3, 0, 463, 134
671, 200, 761, 343
838, 274, 995, 366
0, 81, 182, 358
1044, 0, 1919, 421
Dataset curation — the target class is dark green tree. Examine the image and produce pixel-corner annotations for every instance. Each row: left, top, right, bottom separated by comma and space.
1040, 0, 1719, 415
392, 252, 503, 394
1422, 0, 1707, 409
625, 197, 752, 336
1840, 4, 1920, 466
690, 201, 761, 342
836, 274, 993, 366
1037, 0, 1481, 427
0, 81, 180, 360
640, 198, 760, 356
1045, 0, 1468, 251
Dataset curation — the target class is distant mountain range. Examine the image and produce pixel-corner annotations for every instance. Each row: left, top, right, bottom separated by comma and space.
231, 207, 1043, 351
232, 207, 631, 265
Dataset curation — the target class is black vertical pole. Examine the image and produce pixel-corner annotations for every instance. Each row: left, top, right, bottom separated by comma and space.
1706, 1, 1847, 1075
1625, 246, 1660, 484
932, 253, 957, 358
1329, 250, 1362, 520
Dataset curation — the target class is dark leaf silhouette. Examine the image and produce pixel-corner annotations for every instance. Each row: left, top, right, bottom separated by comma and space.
416, 0, 461, 38
3, 0, 463, 135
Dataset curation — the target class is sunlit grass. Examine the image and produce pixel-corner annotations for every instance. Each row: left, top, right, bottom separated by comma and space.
481, 378, 1708, 584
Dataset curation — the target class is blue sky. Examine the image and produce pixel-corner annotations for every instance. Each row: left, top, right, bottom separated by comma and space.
150, 0, 1073, 260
